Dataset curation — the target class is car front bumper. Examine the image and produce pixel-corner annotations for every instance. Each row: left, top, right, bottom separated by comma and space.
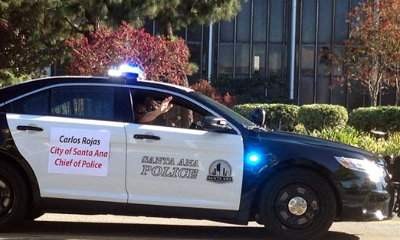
336, 170, 393, 221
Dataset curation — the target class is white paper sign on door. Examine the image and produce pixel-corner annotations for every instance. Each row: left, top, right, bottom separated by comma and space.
48, 127, 111, 176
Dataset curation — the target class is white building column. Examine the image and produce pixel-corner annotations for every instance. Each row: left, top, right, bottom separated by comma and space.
207, 23, 213, 81
289, 0, 298, 101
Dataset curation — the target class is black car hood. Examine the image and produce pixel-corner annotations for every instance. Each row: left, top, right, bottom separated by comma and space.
255, 130, 377, 159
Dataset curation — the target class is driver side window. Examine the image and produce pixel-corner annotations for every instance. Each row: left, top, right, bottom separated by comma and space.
131, 89, 211, 130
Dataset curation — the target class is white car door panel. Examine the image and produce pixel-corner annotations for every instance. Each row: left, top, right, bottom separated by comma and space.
126, 123, 244, 210
7, 114, 127, 203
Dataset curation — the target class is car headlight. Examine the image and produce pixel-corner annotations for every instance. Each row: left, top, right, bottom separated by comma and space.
335, 156, 385, 182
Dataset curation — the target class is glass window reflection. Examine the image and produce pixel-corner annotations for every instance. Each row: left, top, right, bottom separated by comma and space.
220, 21, 235, 42
253, 0, 268, 42
269, 44, 282, 75
237, 0, 251, 42
335, 0, 350, 43
302, 0, 316, 43
301, 46, 315, 76
270, 0, 284, 42
236, 44, 250, 76
218, 44, 234, 77
318, 0, 333, 43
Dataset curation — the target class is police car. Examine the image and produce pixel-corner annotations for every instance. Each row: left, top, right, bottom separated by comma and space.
0, 64, 392, 240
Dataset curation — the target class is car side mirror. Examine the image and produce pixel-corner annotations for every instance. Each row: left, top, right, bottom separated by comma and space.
200, 116, 233, 133
250, 108, 266, 127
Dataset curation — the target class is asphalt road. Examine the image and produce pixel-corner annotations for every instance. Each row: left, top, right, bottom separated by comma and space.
0, 214, 399, 240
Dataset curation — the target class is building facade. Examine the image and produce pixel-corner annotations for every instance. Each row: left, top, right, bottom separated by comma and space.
145, 0, 397, 108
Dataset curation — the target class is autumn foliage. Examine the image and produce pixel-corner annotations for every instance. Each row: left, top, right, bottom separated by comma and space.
190, 80, 236, 107
66, 23, 192, 86
343, 0, 400, 106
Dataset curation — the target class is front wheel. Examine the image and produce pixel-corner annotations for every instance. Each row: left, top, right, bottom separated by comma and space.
259, 169, 336, 240
0, 162, 28, 228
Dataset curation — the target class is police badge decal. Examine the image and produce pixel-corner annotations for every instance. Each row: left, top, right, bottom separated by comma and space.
207, 160, 233, 183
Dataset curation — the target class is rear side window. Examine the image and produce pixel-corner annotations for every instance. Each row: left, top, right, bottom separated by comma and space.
5, 90, 49, 115
50, 86, 114, 121
4, 85, 131, 122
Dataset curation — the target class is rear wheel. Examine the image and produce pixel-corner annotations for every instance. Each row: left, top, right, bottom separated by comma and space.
259, 169, 336, 240
0, 162, 28, 228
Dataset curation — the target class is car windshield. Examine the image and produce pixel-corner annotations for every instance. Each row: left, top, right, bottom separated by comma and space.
191, 92, 256, 128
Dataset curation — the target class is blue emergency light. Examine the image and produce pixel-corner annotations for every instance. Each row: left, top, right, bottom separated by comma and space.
108, 63, 145, 81
246, 151, 263, 166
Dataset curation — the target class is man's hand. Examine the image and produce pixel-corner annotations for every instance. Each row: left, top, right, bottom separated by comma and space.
158, 96, 173, 114
137, 96, 173, 124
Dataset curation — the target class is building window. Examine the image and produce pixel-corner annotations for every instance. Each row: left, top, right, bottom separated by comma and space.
269, 44, 282, 75
270, 0, 284, 43
318, 0, 333, 43
299, 76, 315, 104
236, 44, 250, 76
237, 0, 251, 42
316, 77, 330, 103
253, 0, 268, 42
335, 0, 350, 43
318, 46, 331, 76
218, 44, 234, 77
187, 25, 202, 42
301, 46, 315, 76
301, 0, 317, 44
220, 21, 235, 42
253, 44, 266, 77
331, 46, 346, 105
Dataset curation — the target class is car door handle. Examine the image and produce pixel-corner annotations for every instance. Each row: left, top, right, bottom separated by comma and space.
17, 125, 43, 132
133, 134, 161, 140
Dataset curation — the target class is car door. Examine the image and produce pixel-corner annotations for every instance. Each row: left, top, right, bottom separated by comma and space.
125, 88, 244, 210
5, 84, 129, 203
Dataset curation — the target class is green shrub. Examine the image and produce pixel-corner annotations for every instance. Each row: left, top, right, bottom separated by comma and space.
349, 106, 400, 132
0, 69, 30, 88
306, 127, 388, 155
304, 127, 400, 157
381, 133, 400, 157
298, 104, 348, 131
233, 104, 300, 131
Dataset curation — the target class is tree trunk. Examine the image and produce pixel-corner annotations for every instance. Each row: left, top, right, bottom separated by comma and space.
369, 73, 381, 107
369, 81, 379, 106
165, 21, 174, 40
396, 76, 400, 106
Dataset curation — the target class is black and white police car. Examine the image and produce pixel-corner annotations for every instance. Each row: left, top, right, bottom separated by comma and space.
0, 64, 392, 240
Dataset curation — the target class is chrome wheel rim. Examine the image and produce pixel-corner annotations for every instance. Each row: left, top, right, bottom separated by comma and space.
275, 184, 320, 229
288, 196, 308, 216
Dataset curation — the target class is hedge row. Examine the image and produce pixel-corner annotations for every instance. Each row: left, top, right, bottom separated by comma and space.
233, 104, 347, 131
349, 106, 400, 132
233, 104, 300, 131
234, 104, 400, 132
298, 104, 348, 131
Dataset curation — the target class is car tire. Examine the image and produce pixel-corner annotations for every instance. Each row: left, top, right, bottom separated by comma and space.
259, 168, 336, 240
0, 161, 28, 228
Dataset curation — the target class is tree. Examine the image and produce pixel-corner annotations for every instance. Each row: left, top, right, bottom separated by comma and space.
0, 0, 242, 82
0, 69, 30, 87
153, 0, 242, 38
190, 79, 236, 107
60, 0, 160, 41
342, 0, 400, 106
0, 0, 160, 77
66, 23, 192, 86
0, 0, 69, 75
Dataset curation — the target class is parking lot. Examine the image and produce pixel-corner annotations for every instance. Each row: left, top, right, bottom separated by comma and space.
0, 214, 398, 240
